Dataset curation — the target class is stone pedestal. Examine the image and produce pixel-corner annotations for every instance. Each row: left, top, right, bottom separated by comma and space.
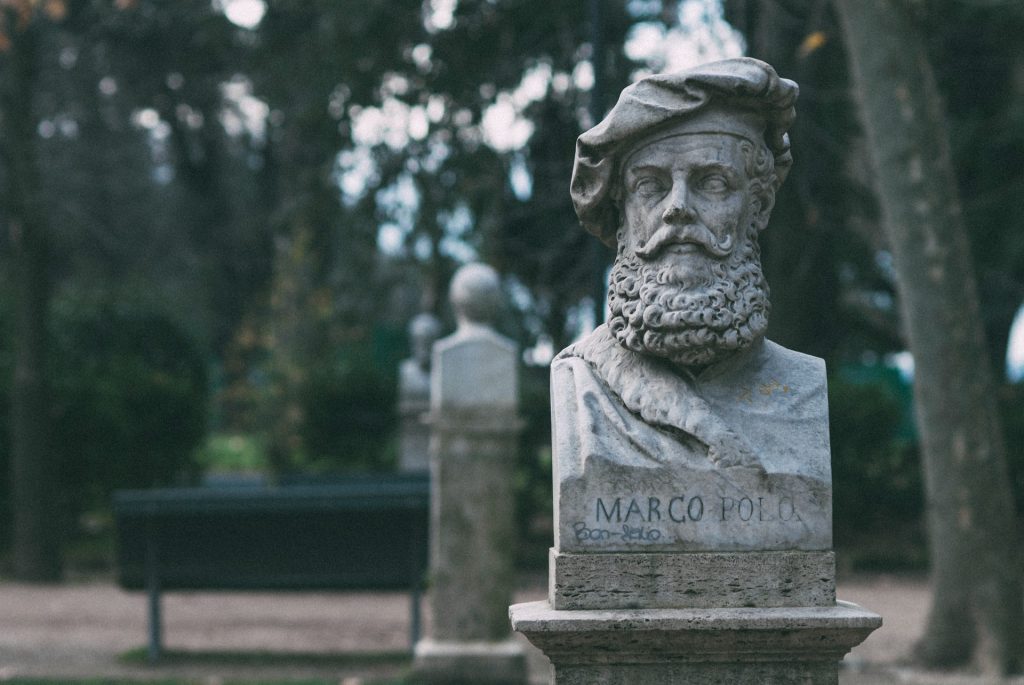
548, 548, 836, 609
422, 413, 525, 642
397, 313, 441, 473
414, 413, 528, 684
414, 638, 528, 684
514, 547, 879, 683
412, 264, 527, 685
397, 391, 431, 473
511, 600, 881, 684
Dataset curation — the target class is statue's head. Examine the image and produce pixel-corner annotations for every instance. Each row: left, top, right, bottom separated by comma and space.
449, 262, 503, 331
408, 312, 442, 369
570, 57, 797, 369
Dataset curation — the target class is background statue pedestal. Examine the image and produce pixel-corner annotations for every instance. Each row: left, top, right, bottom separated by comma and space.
412, 411, 527, 684
414, 637, 528, 685
411, 264, 527, 685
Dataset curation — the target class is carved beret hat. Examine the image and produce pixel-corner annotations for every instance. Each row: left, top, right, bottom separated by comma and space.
570, 57, 798, 246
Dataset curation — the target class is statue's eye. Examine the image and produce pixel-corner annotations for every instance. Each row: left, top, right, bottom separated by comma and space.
698, 174, 729, 193
635, 177, 666, 197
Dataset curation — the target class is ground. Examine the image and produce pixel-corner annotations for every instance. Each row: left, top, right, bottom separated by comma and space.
0, 573, 1022, 684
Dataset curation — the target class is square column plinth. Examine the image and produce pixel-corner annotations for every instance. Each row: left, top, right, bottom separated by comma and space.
549, 549, 836, 609
412, 638, 527, 685
510, 599, 881, 685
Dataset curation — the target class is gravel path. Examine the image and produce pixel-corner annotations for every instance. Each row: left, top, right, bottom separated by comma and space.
0, 573, 1021, 684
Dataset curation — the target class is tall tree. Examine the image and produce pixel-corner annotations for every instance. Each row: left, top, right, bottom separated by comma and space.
723, 0, 898, 365
1, 0, 259, 574
923, 0, 1024, 375
238, 1, 646, 466
88, 0, 263, 349
835, 0, 1023, 672
0, 2, 61, 580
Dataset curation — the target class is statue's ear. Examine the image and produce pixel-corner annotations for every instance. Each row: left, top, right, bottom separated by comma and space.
750, 186, 775, 232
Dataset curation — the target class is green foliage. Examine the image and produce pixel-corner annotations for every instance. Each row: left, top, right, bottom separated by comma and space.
828, 372, 925, 569
250, 0, 647, 353
48, 301, 209, 514
514, 364, 554, 568
998, 383, 1024, 518
195, 433, 269, 474
923, 1, 1024, 373
299, 361, 398, 473
2, 675, 360, 679
825, 370, 1024, 572
724, 0, 895, 366
0, 297, 209, 557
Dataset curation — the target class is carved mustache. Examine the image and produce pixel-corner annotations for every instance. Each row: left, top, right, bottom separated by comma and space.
634, 223, 734, 260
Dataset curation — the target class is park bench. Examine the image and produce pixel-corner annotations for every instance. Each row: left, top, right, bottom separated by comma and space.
112, 474, 429, 662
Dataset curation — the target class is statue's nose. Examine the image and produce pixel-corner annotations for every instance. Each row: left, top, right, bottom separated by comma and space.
662, 182, 696, 224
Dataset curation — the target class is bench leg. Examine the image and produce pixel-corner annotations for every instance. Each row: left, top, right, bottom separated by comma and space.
146, 537, 163, 664
410, 583, 422, 650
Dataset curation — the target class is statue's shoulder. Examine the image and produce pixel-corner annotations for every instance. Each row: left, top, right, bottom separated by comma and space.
552, 326, 669, 428
742, 341, 828, 425
759, 339, 827, 388
552, 328, 602, 399
434, 324, 517, 356
554, 324, 618, 364
551, 325, 626, 388
398, 358, 424, 383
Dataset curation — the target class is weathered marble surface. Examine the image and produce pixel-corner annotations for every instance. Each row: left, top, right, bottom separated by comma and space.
552, 329, 832, 554
431, 331, 517, 413
556, 459, 830, 554
552, 55, 825, 492
552, 330, 830, 476
427, 426, 519, 641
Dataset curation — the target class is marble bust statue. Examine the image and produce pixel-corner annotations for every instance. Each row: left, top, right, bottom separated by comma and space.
431, 263, 517, 415
552, 57, 832, 553
400, 313, 442, 404
397, 312, 442, 472
511, 61, 880, 679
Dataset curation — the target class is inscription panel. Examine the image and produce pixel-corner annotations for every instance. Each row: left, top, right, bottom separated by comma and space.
556, 458, 830, 553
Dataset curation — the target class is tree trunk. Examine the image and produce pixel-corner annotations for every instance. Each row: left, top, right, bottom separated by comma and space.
8, 219, 59, 581
835, 0, 1023, 673
2, 17, 61, 581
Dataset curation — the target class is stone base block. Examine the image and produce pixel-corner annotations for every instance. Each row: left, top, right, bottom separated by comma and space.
510, 599, 881, 685
412, 638, 527, 684
550, 548, 835, 609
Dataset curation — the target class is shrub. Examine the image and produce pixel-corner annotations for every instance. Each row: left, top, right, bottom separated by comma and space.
0, 299, 209, 559
828, 372, 925, 569
49, 303, 210, 517
299, 361, 397, 473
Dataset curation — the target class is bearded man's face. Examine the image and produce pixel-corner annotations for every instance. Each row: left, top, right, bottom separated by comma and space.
607, 133, 772, 368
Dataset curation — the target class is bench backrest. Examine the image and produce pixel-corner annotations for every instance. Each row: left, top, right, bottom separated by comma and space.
113, 475, 429, 591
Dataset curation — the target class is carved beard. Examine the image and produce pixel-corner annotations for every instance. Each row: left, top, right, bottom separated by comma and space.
606, 223, 770, 368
